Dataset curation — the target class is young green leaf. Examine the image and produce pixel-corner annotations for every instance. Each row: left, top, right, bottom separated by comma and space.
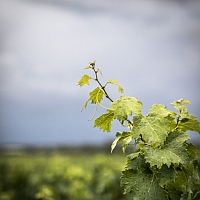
117, 85, 124, 93
182, 100, 191, 105
107, 79, 124, 93
111, 131, 132, 153
82, 87, 105, 109
171, 99, 190, 109
77, 74, 91, 87
84, 65, 92, 70
97, 68, 102, 76
89, 60, 96, 66
178, 114, 200, 134
94, 111, 114, 132
111, 132, 122, 153
171, 99, 200, 133
171, 99, 191, 119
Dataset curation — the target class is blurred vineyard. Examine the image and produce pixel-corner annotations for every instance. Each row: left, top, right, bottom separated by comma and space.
0, 147, 132, 200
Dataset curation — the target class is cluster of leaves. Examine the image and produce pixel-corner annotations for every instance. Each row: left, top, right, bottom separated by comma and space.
78, 61, 200, 199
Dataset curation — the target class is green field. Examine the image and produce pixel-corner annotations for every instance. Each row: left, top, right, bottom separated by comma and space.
0, 149, 132, 200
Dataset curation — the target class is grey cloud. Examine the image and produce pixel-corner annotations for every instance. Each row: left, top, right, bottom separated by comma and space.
0, 0, 200, 145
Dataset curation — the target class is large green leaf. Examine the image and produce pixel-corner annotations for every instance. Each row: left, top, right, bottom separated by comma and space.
131, 104, 175, 144
121, 154, 175, 200
94, 111, 114, 132
82, 87, 105, 109
143, 130, 190, 169
111, 96, 142, 122
149, 104, 175, 117
121, 169, 168, 200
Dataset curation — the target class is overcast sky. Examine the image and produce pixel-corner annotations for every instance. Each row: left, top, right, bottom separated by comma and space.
0, 0, 200, 146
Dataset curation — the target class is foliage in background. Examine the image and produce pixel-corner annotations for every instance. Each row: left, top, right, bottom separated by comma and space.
78, 61, 200, 199
0, 152, 131, 200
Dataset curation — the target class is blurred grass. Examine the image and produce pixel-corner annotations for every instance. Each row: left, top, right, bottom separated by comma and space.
0, 148, 131, 200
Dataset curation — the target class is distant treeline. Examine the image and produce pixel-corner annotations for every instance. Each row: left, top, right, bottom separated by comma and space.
0, 139, 199, 155
0, 141, 137, 155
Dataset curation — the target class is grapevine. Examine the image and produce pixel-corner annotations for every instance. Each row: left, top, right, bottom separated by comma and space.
77, 61, 200, 199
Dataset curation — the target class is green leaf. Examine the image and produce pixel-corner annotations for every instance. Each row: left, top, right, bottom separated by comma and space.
107, 79, 124, 93
149, 104, 176, 117
143, 130, 190, 169
126, 152, 145, 170
171, 99, 189, 120
131, 104, 175, 144
77, 74, 91, 87
111, 131, 132, 153
171, 99, 191, 110
181, 161, 200, 200
84, 65, 92, 70
121, 170, 170, 200
174, 168, 188, 192
165, 182, 182, 200
97, 68, 102, 76
126, 152, 140, 163
94, 111, 114, 132
111, 96, 142, 122
107, 79, 118, 85
183, 100, 191, 105
166, 162, 200, 200
121, 155, 169, 200
186, 143, 198, 159
157, 165, 176, 188
89, 60, 96, 66
82, 87, 105, 109
111, 132, 122, 153
178, 114, 200, 134
171, 99, 200, 134
117, 85, 124, 93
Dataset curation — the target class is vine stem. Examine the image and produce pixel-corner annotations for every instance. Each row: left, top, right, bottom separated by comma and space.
91, 63, 145, 142
172, 108, 182, 131
91, 64, 146, 140
89, 63, 145, 142
92, 66, 114, 102
91, 64, 134, 127
176, 110, 181, 127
